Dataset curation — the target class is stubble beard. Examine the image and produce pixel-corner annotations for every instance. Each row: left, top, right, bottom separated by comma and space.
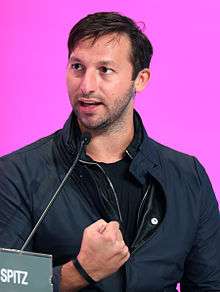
73, 83, 136, 134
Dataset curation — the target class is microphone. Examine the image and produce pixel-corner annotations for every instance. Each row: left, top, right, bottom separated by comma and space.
82, 132, 91, 146
20, 132, 92, 252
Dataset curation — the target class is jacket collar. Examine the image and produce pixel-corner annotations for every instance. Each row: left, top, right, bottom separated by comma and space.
58, 110, 163, 185
127, 112, 163, 185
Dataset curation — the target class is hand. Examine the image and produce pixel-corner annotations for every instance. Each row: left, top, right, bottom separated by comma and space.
77, 219, 130, 282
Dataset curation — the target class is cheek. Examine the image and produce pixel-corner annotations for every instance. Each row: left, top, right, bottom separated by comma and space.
100, 78, 122, 97
66, 79, 77, 107
106, 84, 129, 100
66, 76, 79, 95
103, 71, 131, 95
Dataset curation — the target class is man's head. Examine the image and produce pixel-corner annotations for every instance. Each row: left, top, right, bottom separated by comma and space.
66, 12, 152, 133
68, 12, 153, 80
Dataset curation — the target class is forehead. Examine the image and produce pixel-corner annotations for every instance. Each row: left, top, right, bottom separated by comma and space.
70, 33, 132, 65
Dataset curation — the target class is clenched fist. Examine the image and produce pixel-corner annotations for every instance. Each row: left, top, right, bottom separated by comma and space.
77, 219, 130, 282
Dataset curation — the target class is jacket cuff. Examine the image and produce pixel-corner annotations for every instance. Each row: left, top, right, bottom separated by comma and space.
52, 265, 62, 292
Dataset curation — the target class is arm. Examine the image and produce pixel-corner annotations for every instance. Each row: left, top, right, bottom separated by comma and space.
0, 157, 33, 250
180, 158, 220, 291
59, 262, 88, 292
60, 220, 129, 291
0, 158, 129, 291
0, 158, 87, 292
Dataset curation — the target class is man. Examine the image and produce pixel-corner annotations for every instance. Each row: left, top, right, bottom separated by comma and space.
0, 12, 220, 292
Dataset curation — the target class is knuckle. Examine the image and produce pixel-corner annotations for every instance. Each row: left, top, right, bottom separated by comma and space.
117, 240, 125, 250
104, 234, 116, 243
113, 221, 120, 229
84, 227, 89, 234
120, 240, 125, 247
123, 250, 130, 261
123, 246, 129, 254
118, 228, 123, 235
114, 241, 126, 254
117, 231, 123, 240
109, 221, 120, 229
97, 219, 106, 225
83, 226, 92, 237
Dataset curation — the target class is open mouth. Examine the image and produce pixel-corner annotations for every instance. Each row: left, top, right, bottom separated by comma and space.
79, 101, 102, 107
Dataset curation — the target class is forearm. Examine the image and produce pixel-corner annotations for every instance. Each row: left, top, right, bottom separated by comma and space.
60, 261, 88, 292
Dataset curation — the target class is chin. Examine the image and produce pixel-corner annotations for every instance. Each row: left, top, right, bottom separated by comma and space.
80, 118, 110, 131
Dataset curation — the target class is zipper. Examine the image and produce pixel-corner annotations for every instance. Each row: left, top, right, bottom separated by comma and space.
130, 211, 163, 256
125, 149, 133, 159
79, 159, 123, 223
131, 183, 155, 254
79, 152, 159, 257
125, 147, 153, 246
136, 183, 151, 226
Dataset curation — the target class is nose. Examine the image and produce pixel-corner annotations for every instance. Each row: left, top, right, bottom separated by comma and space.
80, 69, 98, 96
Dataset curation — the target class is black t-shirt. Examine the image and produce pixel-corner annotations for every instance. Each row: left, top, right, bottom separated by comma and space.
84, 111, 147, 247
100, 156, 146, 247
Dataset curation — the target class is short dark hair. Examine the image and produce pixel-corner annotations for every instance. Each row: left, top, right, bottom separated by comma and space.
67, 12, 153, 80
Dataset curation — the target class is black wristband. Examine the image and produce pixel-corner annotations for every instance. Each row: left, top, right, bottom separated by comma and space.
73, 257, 97, 285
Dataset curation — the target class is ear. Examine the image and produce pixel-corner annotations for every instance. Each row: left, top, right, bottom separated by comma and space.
134, 68, 150, 93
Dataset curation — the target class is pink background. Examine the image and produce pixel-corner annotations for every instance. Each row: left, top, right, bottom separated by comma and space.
0, 0, 219, 207
0, 2, 219, 289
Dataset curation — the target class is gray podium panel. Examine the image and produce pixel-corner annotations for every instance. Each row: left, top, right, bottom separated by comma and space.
0, 248, 53, 292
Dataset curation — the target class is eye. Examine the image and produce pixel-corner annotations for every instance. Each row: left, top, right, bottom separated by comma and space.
71, 63, 83, 71
100, 66, 113, 74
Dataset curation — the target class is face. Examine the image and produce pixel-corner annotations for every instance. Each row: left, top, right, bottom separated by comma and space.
66, 33, 136, 132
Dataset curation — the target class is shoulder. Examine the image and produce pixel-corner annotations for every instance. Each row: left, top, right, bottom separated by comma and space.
146, 137, 210, 190
0, 130, 60, 178
146, 137, 195, 170
146, 138, 219, 224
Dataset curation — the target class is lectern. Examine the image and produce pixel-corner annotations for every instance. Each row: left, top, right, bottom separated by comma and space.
0, 248, 53, 291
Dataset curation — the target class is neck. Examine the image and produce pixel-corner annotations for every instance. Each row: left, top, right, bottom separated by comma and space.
81, 113, 134, 163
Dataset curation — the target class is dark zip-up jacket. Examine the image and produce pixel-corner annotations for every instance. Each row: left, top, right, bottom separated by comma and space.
0, 111, 220, 291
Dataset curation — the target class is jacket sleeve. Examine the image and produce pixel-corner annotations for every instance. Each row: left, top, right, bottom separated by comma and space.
180, 158, 220, 291
0, 157, 62, 292
0, 156, 33, 249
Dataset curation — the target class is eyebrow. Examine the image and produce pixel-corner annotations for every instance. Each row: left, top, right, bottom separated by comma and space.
69, 56, 118, 67
69, 56, 81, 63
97, 60, 118, 67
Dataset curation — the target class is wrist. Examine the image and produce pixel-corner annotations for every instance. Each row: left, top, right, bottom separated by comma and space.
73, 257, 97, 285
60, 261, 88, 292
77, 253, 102, 282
